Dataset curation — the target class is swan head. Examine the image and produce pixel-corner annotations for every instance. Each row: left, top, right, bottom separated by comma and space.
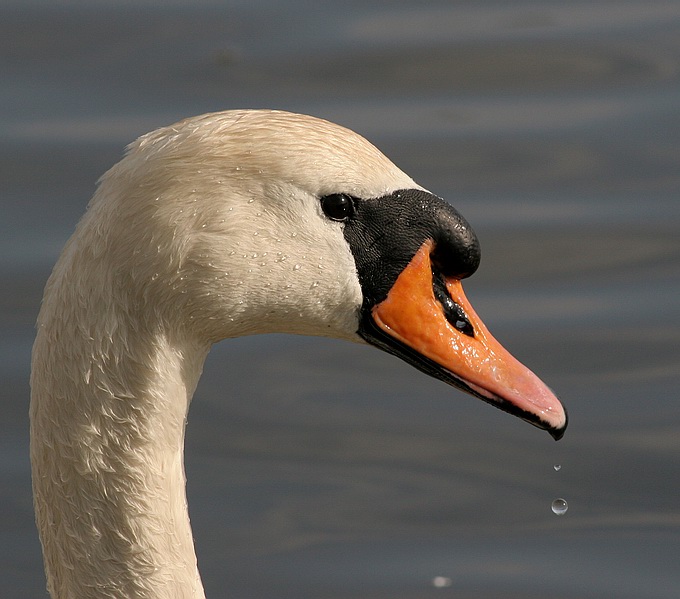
82, 109, 566, 438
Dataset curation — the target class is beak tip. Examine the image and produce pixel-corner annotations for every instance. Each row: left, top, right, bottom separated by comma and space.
549, 426, 566, 442
547, 406, 568, 441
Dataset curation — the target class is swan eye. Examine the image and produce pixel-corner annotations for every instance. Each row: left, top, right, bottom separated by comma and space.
320, 194, 355, 222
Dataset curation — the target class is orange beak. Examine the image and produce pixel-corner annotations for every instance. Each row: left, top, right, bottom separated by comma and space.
370, 240, 567, 439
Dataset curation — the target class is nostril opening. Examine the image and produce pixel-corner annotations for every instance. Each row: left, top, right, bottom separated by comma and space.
431, 269, 474, 337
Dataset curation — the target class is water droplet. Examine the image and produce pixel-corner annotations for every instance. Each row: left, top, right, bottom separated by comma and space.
554, 464, 561, 471
431, 576, 452, 588
551, 498, 568, 515
291, 232, 297, 238
293, 264, 301, 271
311, 281, 319, 288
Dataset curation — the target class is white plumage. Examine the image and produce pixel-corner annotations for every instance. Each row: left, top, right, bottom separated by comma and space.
30, 111, 419, 598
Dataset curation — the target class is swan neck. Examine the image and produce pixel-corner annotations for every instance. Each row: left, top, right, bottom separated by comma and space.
30, 290, 209, 599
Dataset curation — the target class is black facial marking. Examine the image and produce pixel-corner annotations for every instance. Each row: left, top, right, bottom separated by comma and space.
432, 271, 474, 337
342, 189, 480, 311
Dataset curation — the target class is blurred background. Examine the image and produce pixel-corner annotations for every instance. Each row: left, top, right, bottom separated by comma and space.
2, 1, 680, 597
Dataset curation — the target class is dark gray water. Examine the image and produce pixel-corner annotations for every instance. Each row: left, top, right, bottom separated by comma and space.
2, 1, 680, 597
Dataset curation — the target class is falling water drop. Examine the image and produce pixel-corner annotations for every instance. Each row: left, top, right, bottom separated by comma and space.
431, 576, 452, 588
551, 498, 568, 515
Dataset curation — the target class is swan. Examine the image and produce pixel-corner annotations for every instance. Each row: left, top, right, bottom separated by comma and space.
30, 109, 566, 599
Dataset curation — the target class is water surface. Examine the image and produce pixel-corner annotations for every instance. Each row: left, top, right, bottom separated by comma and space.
2, 2, 679, 597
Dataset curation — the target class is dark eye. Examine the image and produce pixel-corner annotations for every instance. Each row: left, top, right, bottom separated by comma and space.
320, 194, 355, 222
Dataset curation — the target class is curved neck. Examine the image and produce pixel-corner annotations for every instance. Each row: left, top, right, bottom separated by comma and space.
30, 283, 210, 599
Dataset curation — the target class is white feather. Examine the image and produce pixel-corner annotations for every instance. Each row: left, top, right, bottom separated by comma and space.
30, 110, 420, 598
